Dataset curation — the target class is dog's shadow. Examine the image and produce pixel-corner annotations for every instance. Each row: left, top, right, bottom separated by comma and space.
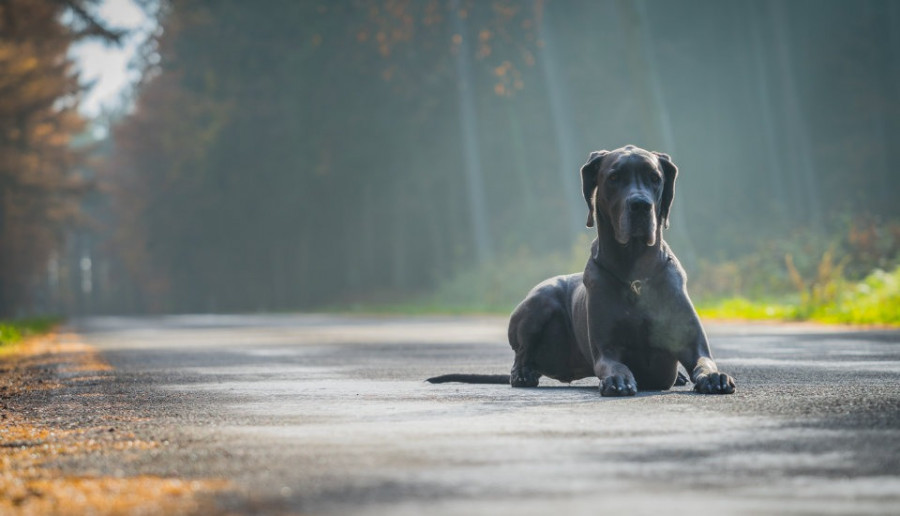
513, 383, 698, 399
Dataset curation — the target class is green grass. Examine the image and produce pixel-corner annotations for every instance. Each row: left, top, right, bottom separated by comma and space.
809, 267, 900, 325
698, 266, 900, 326
0, 317, 60, 349
697, 297, 799, 321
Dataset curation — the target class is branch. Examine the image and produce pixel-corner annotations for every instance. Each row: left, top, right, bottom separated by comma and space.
56, 0, 127, 45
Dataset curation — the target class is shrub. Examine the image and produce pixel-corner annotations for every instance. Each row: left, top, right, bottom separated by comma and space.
0, 318, 59, 347
814, 267, 900, 325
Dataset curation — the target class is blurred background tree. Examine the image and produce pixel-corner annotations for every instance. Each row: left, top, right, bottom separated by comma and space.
5, 0, 900, 319
0, 0, 121, 317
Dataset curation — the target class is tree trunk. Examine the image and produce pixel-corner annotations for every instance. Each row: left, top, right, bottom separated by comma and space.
616, 0, 697, 265
534, 0, 582, 236
767, 0, 822, 231
451, 0, 492, 264
746, 1, 788, 220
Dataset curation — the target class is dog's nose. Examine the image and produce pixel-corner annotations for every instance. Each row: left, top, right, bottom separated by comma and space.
629, 198, 652, 213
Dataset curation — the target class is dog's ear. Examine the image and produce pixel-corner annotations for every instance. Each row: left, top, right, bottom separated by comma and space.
653, 151, 678, 228
580, 151, 609, 228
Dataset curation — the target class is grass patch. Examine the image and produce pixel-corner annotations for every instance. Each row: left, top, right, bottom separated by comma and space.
697, 298, 799, 321
698, 266, 900, 326
0, 317, 60, 349
810, 267, 900, 325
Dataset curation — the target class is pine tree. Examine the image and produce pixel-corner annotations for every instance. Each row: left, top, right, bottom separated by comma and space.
0, 0, 120, 316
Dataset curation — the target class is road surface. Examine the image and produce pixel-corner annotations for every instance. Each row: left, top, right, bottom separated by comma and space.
66, 314, 900, 514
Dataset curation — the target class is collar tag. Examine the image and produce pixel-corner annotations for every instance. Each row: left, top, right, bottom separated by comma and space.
630, 280, 643, 296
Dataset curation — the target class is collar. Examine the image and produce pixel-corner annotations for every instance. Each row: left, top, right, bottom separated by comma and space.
593, 253, 672, 297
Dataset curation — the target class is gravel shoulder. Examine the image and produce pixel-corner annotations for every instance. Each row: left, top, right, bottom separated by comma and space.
0, 332, 231, 515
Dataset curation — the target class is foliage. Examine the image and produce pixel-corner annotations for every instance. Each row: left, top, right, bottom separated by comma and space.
812, 266, 900, 325
334, 234, 592, 314
690, 217, 900, 302
48, 1, 895, 316
784, 247, 846, 319
693, 217, 900, 325
354, 223, 900, 326
697, 265, 900, 326
0, 317, 59, 348
0, 0, 121, 317
103, 0, 552, 313
424, 234, 592, 312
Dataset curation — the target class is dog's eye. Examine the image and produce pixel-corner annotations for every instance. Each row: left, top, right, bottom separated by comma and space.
607, 173, 620, 183
650, 174, 662, 184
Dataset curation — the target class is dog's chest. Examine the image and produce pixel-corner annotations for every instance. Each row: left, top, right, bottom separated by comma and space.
609, 291, 672, 352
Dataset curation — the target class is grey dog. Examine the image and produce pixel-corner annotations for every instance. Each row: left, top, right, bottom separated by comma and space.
428, 145, 735, 396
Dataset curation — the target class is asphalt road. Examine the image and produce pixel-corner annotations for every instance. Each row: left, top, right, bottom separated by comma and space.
71, 314, 900, 515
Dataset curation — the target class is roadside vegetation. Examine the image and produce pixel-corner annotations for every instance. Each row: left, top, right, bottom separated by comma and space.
696, 266, 900, 325
693, 217, 900, 326
340, 218, 900, 327
0, 318, 59, 350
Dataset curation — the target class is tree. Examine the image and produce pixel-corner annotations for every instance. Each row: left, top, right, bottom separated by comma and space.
0, 0, 120, 317
101, 0, 900, 313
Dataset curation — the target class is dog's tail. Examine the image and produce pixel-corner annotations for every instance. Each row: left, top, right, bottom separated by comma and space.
426, 373, 510, 384
427, 371, 690, 386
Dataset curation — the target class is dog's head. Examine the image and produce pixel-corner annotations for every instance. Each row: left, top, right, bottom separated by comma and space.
580, 145, 677, 246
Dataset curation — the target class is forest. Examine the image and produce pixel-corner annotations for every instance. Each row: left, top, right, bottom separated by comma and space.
2, 0, 899, 321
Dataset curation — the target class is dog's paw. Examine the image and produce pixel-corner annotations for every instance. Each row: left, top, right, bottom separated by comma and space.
600, 375, 637, 397
510, 366, 540, 387
693, 372, 736, 394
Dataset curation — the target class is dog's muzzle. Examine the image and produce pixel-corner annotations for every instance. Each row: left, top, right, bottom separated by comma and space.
617, 196, 657, 246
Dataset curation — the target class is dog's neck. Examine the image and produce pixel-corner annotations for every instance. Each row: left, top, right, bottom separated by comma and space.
591, 223, 667, 282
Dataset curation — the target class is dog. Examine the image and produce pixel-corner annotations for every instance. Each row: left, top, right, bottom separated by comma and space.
428, 145, 735, 396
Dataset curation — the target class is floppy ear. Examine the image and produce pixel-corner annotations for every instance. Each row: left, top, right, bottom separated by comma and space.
653, 151, 678, 228
580, 151, 608, 228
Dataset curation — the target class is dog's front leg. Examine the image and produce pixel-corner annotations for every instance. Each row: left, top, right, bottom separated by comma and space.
593, 357, 637, 396
584, 288, 637, 397
679, 330, 736, 394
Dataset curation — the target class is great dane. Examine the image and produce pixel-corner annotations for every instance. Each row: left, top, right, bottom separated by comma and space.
428, 145, 735, 396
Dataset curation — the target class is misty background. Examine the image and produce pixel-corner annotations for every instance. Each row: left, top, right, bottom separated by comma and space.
3, 0, 899, 318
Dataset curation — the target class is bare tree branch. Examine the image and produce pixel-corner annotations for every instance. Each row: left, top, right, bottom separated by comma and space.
55, 0, 127, 45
